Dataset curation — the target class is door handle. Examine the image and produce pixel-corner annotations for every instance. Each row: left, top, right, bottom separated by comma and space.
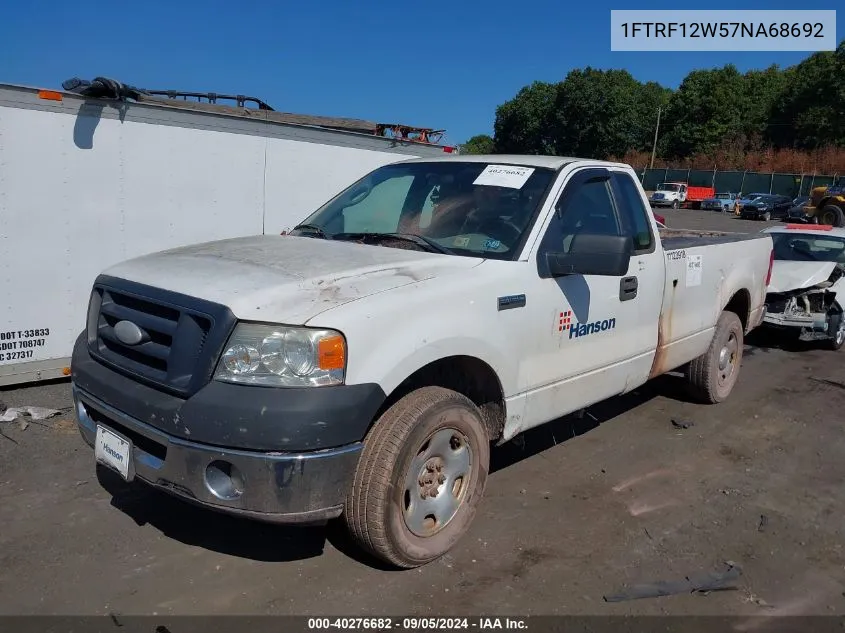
619, 276, 638, 301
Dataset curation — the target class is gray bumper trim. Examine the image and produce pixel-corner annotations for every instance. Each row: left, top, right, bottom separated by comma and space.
73, 385, 362, 524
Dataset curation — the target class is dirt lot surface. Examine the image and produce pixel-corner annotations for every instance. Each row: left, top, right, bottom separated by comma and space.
1, 210, 844, 618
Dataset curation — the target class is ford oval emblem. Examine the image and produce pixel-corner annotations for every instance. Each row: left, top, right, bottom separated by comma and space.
114, 320, 146, 346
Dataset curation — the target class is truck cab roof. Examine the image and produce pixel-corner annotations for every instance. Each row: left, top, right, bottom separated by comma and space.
397, 154, 626, 171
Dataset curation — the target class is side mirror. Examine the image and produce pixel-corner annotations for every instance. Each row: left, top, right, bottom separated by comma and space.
544, 234, 632, 278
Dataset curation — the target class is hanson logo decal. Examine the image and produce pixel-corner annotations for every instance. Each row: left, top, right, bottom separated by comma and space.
558, 310, 617, 340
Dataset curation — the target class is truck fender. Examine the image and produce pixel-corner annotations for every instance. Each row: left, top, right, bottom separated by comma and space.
350, 335, 513, 404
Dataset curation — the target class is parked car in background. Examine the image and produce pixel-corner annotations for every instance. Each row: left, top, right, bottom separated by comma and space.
760, 224, 845, 350
785, 195, 811, 221
739, 194, 793, 221
736, 193, 767, 215
701, 192, 739, 213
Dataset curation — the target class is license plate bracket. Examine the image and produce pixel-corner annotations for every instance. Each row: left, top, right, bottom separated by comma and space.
95, 425, 134, 482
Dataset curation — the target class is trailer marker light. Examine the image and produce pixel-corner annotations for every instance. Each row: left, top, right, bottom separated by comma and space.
62, 367, 71, 376
37, 90, 63, 102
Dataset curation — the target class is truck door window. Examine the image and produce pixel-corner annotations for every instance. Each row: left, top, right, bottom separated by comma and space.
612, 172, 655, 253
540, 171, 623, 255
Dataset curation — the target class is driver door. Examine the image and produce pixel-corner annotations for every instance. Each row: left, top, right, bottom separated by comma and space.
517, 167, 664, 432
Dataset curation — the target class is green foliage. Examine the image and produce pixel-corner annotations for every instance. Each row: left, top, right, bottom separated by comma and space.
767, 41, 845, 150
553, 68, 671, 159
489, 39, 845, 161
459, 134, 494, 154
492, 81, 558, 154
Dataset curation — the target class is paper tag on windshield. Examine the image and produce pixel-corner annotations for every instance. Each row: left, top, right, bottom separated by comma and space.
473, 164, 535, 189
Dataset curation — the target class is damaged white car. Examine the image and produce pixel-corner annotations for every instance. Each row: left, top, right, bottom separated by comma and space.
761, 224, 845, 350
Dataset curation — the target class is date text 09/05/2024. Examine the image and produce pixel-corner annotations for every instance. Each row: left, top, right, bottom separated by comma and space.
307, 617, 528, 630
0, 327, 50, 363
619, 21, 825, 39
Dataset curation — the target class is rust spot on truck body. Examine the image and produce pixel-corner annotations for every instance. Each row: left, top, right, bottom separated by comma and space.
649, 279, 677, 378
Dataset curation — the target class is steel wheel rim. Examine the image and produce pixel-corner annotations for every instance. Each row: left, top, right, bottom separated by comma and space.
402, 427, 473, 538
835, 319, 845, 346
718, 331, 739, 387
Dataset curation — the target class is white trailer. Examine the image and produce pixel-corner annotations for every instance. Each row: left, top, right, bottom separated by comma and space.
0, 79, 453, 386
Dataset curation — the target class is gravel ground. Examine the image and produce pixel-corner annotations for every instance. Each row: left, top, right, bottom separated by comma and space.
1, 209, 843, 618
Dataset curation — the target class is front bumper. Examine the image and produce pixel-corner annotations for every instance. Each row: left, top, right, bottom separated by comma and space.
762, 311, 816, 329
74, 385, 362, 523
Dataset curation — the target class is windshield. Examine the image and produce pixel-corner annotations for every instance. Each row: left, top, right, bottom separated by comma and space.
293, 161, 556, 260
771, 232, 845, 263
657, 183, 680, 192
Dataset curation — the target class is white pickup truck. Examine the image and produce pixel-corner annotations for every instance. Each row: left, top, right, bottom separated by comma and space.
71, 155, 774, 569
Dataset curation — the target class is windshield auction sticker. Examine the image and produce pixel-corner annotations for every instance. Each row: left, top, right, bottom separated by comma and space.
473, 165, 535, 189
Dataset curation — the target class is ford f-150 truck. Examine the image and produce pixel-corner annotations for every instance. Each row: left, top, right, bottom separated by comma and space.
71, 155, 774, 569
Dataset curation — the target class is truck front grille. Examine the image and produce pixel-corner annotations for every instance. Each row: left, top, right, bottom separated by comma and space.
87, 276, 237, 397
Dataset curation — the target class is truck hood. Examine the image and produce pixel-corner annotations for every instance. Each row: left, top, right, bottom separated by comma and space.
767, 261, 839, 293
102, 234, 483, 323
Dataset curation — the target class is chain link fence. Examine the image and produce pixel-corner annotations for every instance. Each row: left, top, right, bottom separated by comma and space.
640, 168, 840, 198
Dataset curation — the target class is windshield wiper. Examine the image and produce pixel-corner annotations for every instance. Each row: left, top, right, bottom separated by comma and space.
334, 232, 454, 255
291, 224, 331, 239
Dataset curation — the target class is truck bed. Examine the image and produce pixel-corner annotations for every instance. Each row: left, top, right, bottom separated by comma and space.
659, 227, 771, 250
650, 227, 772, 379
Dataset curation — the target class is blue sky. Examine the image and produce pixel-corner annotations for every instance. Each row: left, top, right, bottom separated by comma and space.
1, 0, 841, 146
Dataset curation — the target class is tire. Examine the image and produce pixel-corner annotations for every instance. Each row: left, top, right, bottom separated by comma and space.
686, 310, 744, 404
343, 386, 490, 569
820, 205, 845, 227
672, 200, 679, 210
825, 310, 845, 351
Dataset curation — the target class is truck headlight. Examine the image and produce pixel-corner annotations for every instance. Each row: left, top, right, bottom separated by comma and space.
213, 323, 346, 387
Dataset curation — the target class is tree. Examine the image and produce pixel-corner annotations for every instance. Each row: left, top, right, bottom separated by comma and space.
740, 64, 786, 142
492, 81, 558, 154
459, 134, 494, 154
552, 68, 670, 159
659, 65, 745, 160
767, 41, 845, 149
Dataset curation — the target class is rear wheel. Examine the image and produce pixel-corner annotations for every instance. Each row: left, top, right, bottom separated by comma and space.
343, 386, 490, 569
686, 311, 744, 404
820, 205, 845, 227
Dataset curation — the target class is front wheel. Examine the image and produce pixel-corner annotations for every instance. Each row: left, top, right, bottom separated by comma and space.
343, 386, 490, 569
686, 310, 744, 404
672, 200, 679, 209
762, 211, 771, 221
825, 310, 845, 351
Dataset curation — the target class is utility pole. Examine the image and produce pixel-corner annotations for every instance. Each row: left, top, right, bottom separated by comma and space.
649, 106, 661, 170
